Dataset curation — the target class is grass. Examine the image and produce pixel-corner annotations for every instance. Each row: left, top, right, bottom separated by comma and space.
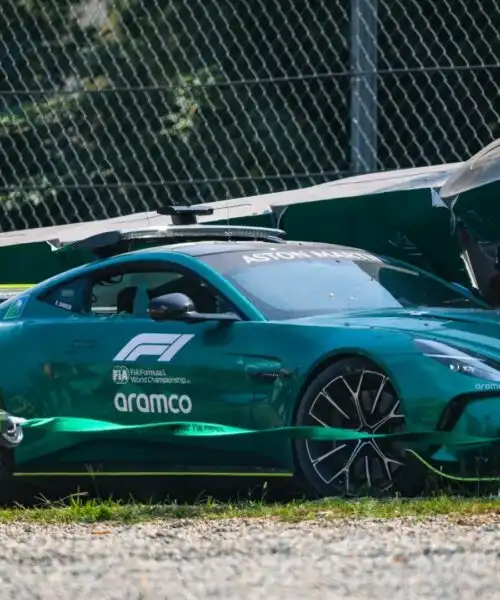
1, 494, 500, 524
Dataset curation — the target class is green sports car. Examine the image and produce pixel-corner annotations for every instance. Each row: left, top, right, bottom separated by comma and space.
1, 206, 500, 498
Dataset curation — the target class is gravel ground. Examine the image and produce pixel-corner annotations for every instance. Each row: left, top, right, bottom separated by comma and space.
0, 515, 499, 600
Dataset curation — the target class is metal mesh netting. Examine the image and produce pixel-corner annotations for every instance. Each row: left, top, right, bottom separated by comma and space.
1, 0, 499, 231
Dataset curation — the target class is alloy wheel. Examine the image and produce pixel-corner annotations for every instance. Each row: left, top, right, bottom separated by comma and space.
303, 368, 406, 495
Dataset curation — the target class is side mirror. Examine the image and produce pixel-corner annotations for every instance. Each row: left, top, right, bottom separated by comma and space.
148, 293, 241, 323
148, 293, 194, 321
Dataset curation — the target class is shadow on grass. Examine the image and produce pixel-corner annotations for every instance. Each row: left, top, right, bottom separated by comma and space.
6, 468, 500, 511
5, 450, 500, 521
9, 473, 302, 508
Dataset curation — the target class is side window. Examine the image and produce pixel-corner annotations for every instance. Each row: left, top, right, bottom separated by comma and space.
42, 265, 235, 317
90, 271, 183, 316
41, 277, 88, 314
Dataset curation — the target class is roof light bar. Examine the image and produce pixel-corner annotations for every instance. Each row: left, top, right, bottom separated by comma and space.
156, 205, 214, 225
118, 225, 284, 241
57, 224, 286, 257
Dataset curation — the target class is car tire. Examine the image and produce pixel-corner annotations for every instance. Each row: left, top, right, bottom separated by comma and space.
294, 357, 426, 498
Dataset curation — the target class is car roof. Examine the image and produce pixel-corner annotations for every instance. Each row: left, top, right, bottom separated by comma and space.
128, 239, 367, 258
26, 238, 380, 297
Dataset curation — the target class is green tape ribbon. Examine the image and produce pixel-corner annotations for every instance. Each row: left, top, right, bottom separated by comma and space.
11, 417, 500, 484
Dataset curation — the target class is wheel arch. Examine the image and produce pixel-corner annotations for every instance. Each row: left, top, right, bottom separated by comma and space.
292, 351, 395, 423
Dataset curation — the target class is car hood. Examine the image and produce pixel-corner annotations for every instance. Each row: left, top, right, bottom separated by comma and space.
287, 307, 500, 356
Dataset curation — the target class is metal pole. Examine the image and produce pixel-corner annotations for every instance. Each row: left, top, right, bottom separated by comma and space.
350, 0, 378, 173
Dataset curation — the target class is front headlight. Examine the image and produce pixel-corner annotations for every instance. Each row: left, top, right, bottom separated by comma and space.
414, 338, 500, 382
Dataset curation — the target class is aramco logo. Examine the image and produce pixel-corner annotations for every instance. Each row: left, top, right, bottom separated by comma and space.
113, 393, 192, 414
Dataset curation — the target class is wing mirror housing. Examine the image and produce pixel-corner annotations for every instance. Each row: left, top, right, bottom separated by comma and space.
148, 293, 241, 323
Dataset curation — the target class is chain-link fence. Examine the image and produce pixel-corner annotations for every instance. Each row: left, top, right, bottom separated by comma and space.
1, 0, 500, 232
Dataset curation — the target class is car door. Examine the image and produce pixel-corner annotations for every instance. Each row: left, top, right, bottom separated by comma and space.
26, 258, 284, 473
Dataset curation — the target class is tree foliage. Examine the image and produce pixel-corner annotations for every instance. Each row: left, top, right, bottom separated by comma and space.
0, 0, 498, 230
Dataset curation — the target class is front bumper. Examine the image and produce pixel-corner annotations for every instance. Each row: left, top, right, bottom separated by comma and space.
430, 389, 500, 469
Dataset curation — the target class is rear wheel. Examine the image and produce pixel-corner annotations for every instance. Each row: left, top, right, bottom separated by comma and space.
294, 357, 422, 497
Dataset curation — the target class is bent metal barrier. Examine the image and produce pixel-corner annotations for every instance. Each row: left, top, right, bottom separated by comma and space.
3, 415, 500, 485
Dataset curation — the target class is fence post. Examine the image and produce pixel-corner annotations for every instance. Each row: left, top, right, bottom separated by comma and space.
350, 0, 378, 173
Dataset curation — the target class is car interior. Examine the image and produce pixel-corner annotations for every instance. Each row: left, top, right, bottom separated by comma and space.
90, 270, 229, 317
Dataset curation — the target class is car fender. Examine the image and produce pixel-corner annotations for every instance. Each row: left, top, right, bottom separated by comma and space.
243, 321, 413, 428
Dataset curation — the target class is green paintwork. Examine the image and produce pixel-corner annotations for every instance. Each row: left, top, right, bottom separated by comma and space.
3, 149, 500, 486
1, 239, 500, 481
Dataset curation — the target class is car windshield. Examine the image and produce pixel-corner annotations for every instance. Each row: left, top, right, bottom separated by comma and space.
200, 247, 485, 320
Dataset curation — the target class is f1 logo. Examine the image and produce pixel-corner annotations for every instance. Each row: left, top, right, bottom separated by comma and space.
113, 333, 194, 363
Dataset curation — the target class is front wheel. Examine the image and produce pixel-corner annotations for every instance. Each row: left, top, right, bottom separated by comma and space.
294, 357, 423, 497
